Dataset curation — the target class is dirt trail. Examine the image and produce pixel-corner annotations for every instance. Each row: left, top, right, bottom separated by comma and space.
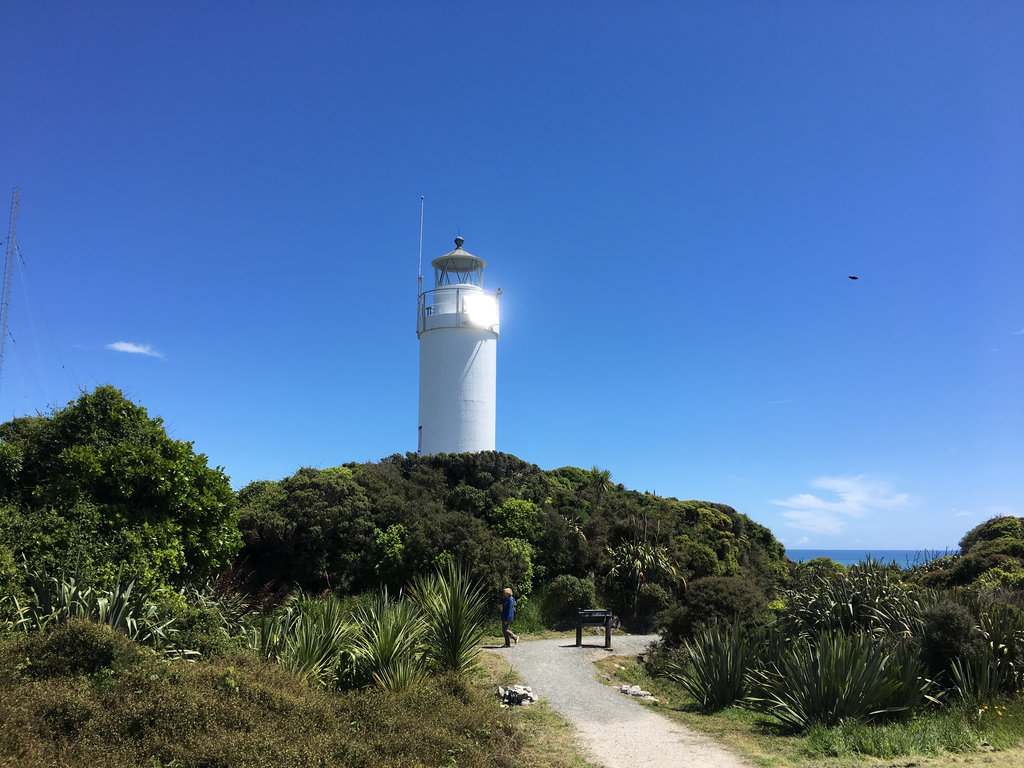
488, 634, 751, 768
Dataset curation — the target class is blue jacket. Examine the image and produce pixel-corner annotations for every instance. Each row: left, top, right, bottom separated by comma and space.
502, 595, 516, 622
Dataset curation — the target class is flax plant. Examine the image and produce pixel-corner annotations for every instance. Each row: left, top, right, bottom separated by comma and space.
949, 601, 1024, 701
352, 589, 426, 691
13, 569, 175, 648
746, 631, 930, 730
780, 559, 915, 640
410, 561, 488, 677
663, 618, 754, 711
282, 594, 358, 687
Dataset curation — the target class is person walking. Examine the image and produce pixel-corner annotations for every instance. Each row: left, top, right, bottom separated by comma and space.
501, 587, 519, 646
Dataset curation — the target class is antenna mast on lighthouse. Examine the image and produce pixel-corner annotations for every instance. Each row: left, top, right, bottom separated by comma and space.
0, 187, 19, 385
417, 196, 424, 298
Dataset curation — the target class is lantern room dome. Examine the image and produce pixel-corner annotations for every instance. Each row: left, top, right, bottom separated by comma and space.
431, 236, 486, 274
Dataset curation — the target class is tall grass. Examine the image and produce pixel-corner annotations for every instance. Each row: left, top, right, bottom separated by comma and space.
251, 564, 490, 692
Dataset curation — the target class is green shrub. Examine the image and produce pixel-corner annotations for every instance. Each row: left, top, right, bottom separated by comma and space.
918, 600, 983, 681
0, 386, 240, 592
974, 536, 1024, 559
542, 574, 596, 623
789, 557, 846, 589
949, 552, 1016, 586
162, 602, 233, 657
635, 582, 672, 625
17, 619, 143, 679
975, 563, 1024, 590
490, 498, 544, 543
657, 576, 767, 646
950, 601, 1024, 701
960, 516, 1024, 553
674, 537, 721, 579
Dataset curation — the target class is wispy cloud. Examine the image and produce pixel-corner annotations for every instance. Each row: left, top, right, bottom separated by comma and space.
1013, 328, 1024, 336
106, 341, 164, 359
772, 475, 911, 535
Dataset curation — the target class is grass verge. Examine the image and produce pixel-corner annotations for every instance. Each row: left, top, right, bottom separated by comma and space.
0, 619, 542, 768
593, 654, 1024, 768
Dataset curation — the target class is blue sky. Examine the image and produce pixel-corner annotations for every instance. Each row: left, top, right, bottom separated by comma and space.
2, 2, 1022, 550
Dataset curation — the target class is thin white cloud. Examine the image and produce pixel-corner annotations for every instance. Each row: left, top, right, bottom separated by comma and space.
106, 341, 164, 359
780, 509, 845, 535
772, 475, 911, 535
1013, 328, 1024, 336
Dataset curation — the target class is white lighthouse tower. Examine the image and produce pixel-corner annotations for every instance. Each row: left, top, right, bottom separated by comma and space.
417, 237, 500, 455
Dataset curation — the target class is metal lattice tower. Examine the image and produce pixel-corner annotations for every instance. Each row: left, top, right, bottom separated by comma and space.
0, 187, 19, 384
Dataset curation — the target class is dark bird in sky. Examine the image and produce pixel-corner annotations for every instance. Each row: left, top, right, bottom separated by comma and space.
848, 275, 859, 280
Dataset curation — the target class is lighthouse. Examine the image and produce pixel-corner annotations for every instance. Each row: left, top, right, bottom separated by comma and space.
417, 237, 500, 455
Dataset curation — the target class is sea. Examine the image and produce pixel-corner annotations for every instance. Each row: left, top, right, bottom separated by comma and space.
785, 549, 957, 568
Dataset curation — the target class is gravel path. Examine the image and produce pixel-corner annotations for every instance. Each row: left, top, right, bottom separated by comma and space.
488, 634, 751, 768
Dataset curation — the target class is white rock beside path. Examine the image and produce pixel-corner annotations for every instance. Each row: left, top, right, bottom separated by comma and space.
487, 634, 751, 768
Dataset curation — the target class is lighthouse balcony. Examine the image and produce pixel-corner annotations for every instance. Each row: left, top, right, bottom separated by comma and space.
418, 286, 500, 336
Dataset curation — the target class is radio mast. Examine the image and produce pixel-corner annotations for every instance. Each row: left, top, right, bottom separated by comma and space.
0, 187, 19, 385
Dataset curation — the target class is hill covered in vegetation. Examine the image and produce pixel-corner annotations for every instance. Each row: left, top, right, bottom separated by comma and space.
1, 386, 788, 631
234, 452, 787, 627
4, 387, 1024, 767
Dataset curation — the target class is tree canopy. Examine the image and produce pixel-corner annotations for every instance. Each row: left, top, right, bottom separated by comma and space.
0, 385, 239, 589
234, 451, 789, 627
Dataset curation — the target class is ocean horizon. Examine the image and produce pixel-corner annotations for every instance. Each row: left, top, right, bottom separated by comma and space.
785, 548, 958, 568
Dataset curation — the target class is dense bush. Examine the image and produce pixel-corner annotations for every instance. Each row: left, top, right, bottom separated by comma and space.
918, 600, 983, 682
0, 386, 239, 591
635, 582, 673, 620
657, 576, 767, 646
789, 556, 846, 589
232, 451, 788, 622
14, 618, 144, 678
542, 574, 596, 623
917, 516, 1024, 589
960, 516, 1024, 553
237, 467, 376, 594
779, 559, 914, 639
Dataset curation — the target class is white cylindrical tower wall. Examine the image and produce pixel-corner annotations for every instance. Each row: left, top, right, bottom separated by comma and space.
418, 326, 497, 454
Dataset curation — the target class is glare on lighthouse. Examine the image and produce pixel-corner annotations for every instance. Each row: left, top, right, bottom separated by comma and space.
417, 237, 500, 455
